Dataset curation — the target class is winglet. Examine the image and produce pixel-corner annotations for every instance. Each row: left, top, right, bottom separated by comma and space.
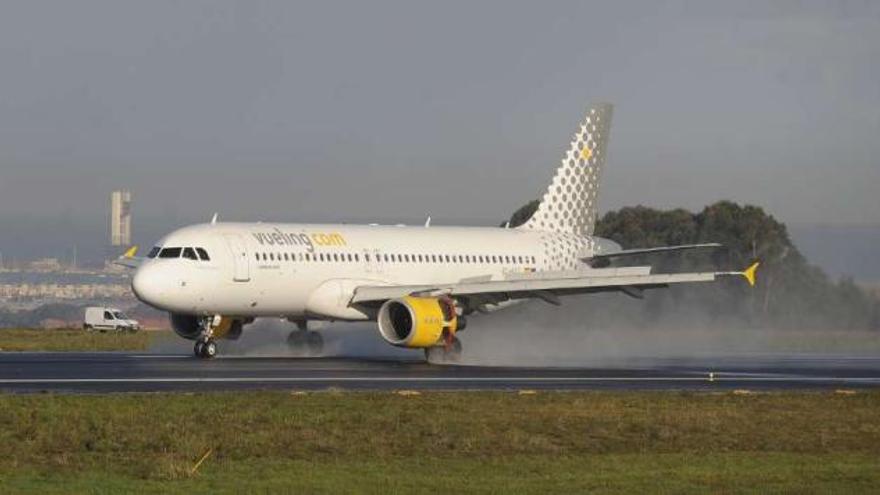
742, 261, 760, 287
123, 246, 138, 259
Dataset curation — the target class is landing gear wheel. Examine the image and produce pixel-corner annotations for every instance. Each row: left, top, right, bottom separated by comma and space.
306, 331, 324, 355
287, 330, 306, 348
203, 339, 217, 358
194, 339, 217, 359
287, 331, 323, 357
424, 337, 462, 364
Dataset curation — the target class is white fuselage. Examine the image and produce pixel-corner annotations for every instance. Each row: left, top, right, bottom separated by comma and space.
131, 222, 612, 320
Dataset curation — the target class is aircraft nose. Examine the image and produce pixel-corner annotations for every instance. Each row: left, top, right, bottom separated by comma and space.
131, 264, 166, 307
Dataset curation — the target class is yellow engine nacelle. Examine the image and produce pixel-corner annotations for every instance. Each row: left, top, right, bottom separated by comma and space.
377, 296, 459, 348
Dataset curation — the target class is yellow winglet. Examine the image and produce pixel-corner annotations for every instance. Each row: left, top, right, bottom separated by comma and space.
123, 246, 139, 258
742, 261, 760, 287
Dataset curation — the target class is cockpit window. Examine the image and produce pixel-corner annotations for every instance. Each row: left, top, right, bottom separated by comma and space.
182, 248, 198, 260
147, 247, 161, 259
113, 311, 127, 319
159, 247, 182, 258
196, 248, 210, 261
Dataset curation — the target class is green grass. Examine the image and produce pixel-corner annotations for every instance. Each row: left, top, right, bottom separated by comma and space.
0, 329, 170, 352
0, 391, 878, 493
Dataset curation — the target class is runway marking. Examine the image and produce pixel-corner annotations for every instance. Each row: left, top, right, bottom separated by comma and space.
0, 376, 878, 384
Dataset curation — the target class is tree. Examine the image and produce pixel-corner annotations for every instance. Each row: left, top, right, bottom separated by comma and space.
504, 200, 880, 331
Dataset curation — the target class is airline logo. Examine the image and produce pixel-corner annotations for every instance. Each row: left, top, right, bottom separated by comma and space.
252, 228, 347, 252
580, 147, 593, 161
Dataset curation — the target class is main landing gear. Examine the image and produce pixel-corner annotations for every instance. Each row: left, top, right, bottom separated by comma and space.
425, 336, 462, 363
286, 330, 324, 357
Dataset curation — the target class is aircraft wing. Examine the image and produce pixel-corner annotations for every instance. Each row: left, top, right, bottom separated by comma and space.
350, 262, 759, 306
112, 246, 144, 269
584, 243, 722, 265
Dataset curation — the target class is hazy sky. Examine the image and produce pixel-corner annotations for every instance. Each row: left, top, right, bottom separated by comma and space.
1, 1, 878, 256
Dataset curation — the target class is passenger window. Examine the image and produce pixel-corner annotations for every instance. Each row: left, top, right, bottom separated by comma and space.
147, 247, 161, 259
159, 247, 182, 258
104, 311, 114, 320
196, 248, 210, 261
182, 248, 198, 260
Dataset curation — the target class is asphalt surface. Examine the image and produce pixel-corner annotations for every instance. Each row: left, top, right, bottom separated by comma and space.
0, 352, 879, 393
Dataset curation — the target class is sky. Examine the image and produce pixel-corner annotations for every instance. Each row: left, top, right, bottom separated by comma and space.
0, 1, 878, 261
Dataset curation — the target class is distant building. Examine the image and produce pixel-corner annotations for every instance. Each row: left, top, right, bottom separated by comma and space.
110, 190, 132, 247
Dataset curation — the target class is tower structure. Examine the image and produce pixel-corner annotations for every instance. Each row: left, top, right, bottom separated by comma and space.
110, 190, 132, 247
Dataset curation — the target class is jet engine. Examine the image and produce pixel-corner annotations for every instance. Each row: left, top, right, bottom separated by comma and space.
170, 314, 243, 340
170, 313, 201, 340
377, 296, 462, 348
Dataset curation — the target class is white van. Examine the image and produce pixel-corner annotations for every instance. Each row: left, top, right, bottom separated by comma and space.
84, 307, 140, 332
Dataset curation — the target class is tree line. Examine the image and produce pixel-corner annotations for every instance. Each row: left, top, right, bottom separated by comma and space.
507, 200, 879, 331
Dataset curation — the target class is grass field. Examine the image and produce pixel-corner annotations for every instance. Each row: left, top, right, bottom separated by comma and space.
0, 328, 171, 352
0, 391, 878, 493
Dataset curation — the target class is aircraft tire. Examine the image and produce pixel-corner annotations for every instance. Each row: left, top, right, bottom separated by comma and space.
424, 337, 462, 364
306, 331, 324, 355
203, 339, 217, 359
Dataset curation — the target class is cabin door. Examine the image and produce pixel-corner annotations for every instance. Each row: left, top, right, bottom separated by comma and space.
223, 234, 251, 282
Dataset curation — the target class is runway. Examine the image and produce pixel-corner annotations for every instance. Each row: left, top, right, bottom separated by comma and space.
1, 352, 879, 393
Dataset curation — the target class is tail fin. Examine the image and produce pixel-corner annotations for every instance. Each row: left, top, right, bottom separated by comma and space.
519, 103, 613, 236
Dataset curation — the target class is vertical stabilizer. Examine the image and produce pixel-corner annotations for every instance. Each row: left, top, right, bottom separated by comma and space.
520, 103, 613, 236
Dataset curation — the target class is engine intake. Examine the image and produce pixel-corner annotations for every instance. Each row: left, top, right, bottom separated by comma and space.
377, 296, 459, 348
170, 314, 244, 340
170, 313, 201, 340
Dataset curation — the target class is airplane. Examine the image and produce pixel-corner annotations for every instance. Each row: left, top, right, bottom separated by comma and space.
120, 103, 758, 360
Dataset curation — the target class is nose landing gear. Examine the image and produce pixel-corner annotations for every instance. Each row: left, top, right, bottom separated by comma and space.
193, 316, 220, 359
194, 338, 217, 359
